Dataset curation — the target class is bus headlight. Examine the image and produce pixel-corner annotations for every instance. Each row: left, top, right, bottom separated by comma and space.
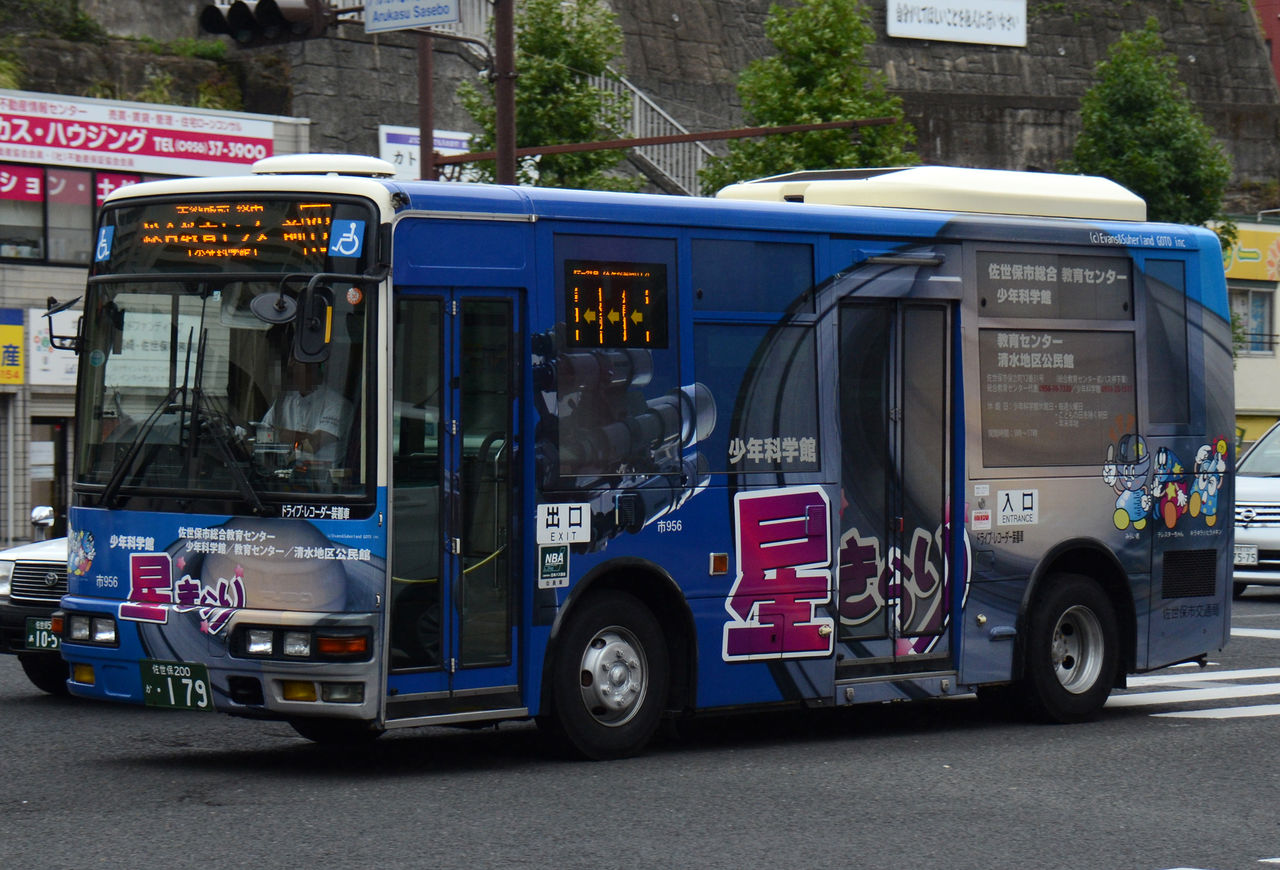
92, 617, 117, 644
283, 631, 311, 657
231, 625, 370, 662
246, 628, 275, 656
69, 614, 92, 641
65, 612, 118, 646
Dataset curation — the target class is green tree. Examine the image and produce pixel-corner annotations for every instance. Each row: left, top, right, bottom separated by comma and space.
458, 0, 635, 190
699, 0, 917, 195
1062, 17, 1231, 227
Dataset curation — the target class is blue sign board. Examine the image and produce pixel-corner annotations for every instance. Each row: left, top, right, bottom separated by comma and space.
364, 0, 460, 33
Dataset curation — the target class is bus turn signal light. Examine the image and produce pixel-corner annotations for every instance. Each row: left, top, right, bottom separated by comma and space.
316, 635, 368, 657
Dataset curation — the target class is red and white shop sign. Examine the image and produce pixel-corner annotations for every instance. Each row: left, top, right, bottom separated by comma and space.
0, 91, 275, 177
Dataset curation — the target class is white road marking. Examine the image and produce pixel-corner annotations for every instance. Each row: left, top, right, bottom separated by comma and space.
1106, 682, 1280, 708
1126, 667, 1280, 687
1153, 704, 1280, 719
1231, 627, 1280, 639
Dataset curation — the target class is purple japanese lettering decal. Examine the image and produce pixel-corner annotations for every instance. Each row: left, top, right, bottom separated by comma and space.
119, 552, 172, 624
836, 512, 970, 656
723, 486, 834, 661
119, 551, 246, 634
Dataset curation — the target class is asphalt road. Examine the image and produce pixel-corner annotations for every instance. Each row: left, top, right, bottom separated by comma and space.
5, 592, 1280, 869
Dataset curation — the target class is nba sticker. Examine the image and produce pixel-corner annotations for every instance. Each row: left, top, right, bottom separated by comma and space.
539, 545, 569, 588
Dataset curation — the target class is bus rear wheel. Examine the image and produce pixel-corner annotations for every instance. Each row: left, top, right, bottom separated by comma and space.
1020, 573, 1118, 723
543, 591, 669, 760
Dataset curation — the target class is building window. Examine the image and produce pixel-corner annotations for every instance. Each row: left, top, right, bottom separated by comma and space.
0, 163, 162, 266
1231, 283, 1275, 355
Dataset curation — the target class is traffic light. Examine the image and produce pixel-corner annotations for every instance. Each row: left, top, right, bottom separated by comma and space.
199, 0, 334, 45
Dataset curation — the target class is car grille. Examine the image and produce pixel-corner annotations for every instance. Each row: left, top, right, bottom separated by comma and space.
1236, 502, 1280, 528
9, 561, 68, 605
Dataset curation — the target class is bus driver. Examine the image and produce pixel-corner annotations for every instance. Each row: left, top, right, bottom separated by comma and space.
259, 356, 353, 465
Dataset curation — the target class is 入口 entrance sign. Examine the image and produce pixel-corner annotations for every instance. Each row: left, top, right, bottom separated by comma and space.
886, 0, 1026, 47
364, 0, 459, 33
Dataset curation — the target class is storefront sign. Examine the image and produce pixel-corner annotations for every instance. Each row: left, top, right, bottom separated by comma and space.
0, 89, 275, 176
0, 308, 24, 385
28, 307, 77, 387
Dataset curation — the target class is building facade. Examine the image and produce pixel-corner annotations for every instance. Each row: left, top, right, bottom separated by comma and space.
0, 90, 308, 545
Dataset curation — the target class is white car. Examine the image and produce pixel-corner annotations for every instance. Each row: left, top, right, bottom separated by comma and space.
0, 535, 70, 694
1234, 422, 1280, 598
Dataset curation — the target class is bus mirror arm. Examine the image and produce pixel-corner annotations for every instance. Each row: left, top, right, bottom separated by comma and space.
290, 265, 390, 362
44, 296, 83, 353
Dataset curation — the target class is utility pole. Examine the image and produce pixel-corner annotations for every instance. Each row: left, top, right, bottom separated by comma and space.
418, 30, 434, 181
493, 0, 517, 185
415, 3, 514, 183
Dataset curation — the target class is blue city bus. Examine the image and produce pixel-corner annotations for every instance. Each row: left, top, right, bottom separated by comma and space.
54, 157, 1234, 758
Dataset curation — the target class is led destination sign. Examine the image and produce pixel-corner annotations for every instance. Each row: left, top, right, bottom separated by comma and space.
96, 198, 373, 274
565, 259, 669, 349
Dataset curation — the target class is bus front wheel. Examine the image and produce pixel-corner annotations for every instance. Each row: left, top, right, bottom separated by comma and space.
543, 591, 669, 760
288, 717, 384, 745
1020, 573, 1118, 723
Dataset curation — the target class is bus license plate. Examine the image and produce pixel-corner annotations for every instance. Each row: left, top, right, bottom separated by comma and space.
1235, 544, 1259, 566
25, 617, 59, 651
140, 660, 214, 711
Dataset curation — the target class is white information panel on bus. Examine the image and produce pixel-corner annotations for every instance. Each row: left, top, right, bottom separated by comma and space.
537, 503, 592, 545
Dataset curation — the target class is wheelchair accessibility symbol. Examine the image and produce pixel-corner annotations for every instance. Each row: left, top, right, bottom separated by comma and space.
94, 226, 114, 263
328, 220, 365, 258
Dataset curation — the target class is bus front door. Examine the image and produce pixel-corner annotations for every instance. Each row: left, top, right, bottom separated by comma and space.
837, 300, 955, 677
386, 290, 523, 722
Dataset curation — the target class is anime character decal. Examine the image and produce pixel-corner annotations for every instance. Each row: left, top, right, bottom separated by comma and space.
1103, 434, 1153, 530
1102, 434, 1229, 530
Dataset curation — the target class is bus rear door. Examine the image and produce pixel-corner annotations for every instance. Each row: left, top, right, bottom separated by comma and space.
836, 299, 956, 682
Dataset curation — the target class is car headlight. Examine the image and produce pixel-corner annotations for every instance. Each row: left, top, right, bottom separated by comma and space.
0, 560, 12, 597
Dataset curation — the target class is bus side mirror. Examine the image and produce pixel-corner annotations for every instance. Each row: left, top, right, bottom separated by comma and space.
293, 283, 333, 363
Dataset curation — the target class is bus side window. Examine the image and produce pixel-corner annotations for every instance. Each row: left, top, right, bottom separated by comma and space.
1144, 259, 1190, 427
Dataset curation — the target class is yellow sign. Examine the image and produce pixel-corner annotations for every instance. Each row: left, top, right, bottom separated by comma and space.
0, 308, 24, 385
1223, 223, 1280, 282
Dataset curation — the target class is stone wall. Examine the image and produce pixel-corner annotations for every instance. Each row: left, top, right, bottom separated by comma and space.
611, 0, 1280, 204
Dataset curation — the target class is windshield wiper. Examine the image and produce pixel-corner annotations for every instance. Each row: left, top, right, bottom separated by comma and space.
98, 384, 184, 507
190, 384, 269, 515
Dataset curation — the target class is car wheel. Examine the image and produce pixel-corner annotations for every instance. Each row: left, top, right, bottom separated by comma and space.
19, 653, 70, 696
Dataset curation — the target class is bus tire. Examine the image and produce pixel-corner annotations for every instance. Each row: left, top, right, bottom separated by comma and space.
19, 653, 69, 696
1020, 573, 1118, 723
288, 717, 384, 745
544, 591, 669, 760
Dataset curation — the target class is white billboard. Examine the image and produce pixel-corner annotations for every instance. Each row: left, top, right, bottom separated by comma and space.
886, 0, 1026, 47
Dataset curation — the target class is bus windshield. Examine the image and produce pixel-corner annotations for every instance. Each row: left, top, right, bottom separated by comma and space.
75, 276, 369, 508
